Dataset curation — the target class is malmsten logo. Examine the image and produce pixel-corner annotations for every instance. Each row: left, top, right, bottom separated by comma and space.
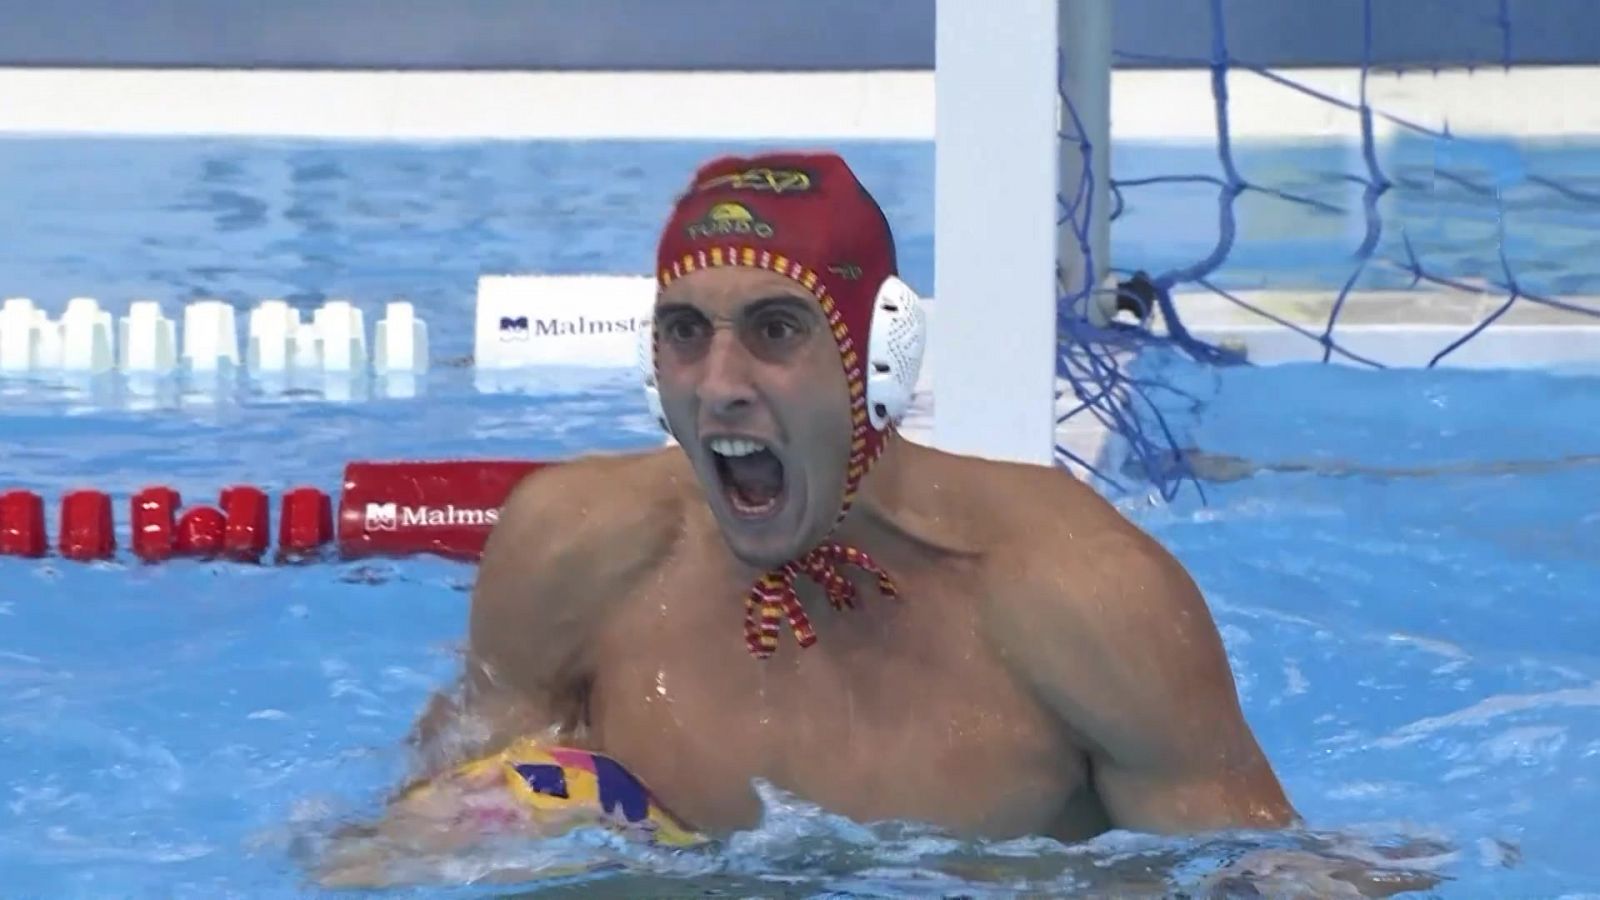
364, 502, 500, 531
499, 316, 650, 341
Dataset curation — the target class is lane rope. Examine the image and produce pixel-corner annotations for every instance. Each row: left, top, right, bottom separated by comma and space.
0, 460, 546, 564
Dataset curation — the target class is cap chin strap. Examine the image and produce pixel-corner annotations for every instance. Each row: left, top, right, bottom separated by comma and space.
745, 543, 898, 657
640, 275, 927, 438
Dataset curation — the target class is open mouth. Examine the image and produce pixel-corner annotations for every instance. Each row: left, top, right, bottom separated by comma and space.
707, 437, 786, 520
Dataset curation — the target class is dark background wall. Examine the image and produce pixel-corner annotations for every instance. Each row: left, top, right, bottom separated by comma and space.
0, 0, 1589, 71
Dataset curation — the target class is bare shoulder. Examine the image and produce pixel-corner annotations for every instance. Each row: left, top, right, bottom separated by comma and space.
485, 447, 689, 563
468, 448, 689, 689
909, 445, 1211, 633
985, 456, 1199, 611
918, 446, 1137, 552
476, 447, 688, 609
954, 453, 1251, 760
951, 457, 1296, 831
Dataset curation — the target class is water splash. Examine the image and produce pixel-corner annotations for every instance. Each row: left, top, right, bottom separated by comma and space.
284, 777, 1458, 897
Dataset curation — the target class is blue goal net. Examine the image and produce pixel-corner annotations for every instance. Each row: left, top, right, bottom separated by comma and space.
1055, 0, 1600, 502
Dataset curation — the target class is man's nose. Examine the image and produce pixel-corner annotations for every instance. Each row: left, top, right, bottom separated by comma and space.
698, 328, 756, 420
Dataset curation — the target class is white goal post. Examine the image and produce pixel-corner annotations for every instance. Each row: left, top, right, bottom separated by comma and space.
932, 0, 1113, 467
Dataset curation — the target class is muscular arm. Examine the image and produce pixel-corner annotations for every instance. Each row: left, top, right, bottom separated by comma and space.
1031, 529, 1450, 896
408, 452, 679, 778
317, 454, 681, 887
989, 480, 1297, 835
1072, 529, 1295, 832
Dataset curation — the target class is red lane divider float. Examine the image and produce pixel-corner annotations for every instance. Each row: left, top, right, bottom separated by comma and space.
0, 489, 47, 557
337, 460, 546, 560
280, 486, 334, 558
0, 459, 548, 564
60, 489, 115, 560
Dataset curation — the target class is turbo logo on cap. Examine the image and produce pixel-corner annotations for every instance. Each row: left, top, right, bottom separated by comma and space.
686, 202, 774, 240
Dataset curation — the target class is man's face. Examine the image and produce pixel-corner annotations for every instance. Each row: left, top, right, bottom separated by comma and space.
654, 266, 852, 569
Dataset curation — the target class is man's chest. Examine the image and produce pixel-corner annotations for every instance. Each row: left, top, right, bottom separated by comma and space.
582, 558, 1088, 838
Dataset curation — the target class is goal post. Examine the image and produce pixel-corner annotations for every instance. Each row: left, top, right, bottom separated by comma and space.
932, 0, 1113, 468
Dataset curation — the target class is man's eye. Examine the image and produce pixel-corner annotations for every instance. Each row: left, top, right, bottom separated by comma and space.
662, 319, 704, 342
756, 315, 802, 342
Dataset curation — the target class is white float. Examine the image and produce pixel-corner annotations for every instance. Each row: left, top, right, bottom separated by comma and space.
182, 300, 241, 372
118, 300, 178, 374
374, 300, 429, 374
313, 299, 367, 373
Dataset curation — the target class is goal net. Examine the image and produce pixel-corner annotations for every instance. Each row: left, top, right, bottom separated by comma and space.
935, 0, 1600, 501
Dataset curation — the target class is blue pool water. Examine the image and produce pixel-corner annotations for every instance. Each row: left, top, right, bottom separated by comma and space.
1, 136, 1597, 898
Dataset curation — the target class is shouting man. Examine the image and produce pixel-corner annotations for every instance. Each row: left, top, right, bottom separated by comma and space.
319, 151, 1304, 885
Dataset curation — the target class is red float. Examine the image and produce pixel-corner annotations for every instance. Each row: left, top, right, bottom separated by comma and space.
277, 486, 333, 559
0, 490, 46, 557
175, 506, 226, 557
130, 486, 181, 562
220, 485, 270, 562
336, 460, 547, 560
59, 489, 115, 560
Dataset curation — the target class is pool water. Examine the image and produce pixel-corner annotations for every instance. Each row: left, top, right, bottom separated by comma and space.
1, 136, 1597, 898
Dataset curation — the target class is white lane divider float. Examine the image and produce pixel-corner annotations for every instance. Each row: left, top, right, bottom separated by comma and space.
0, 297, 430, 386
60, 297, 116, 373
119, 300, 178, 374
374, 301, 428, 374
311, 299, 366, 373
1, 297, 45, 371
181, 300, 241, 373
246, 299, 300, 373
2, 297, 71, 372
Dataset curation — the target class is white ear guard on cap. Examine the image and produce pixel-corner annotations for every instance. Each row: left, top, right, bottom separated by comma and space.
639, 275, 928, 434
638, 322, 670, 434
865, 275, 927, 430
